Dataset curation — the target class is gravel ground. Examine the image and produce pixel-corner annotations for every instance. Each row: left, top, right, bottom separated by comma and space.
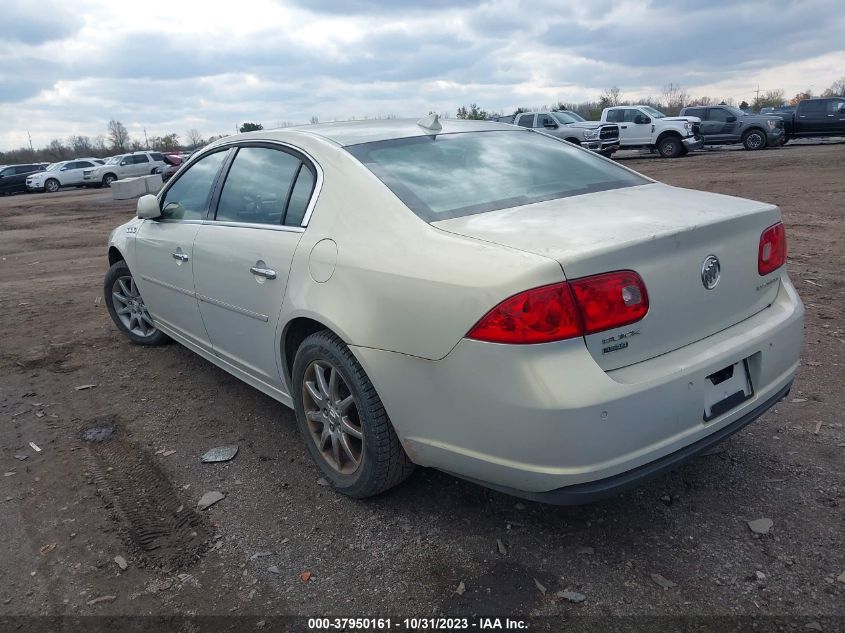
0, 141, 843, 628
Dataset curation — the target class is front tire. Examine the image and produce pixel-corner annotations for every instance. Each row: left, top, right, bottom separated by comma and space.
45, 178, 60, 193
102, 173, 117, 187
742, 129, 767, 151
657, 135, 683, 158
292, 331, 414, 498
104, 261, 169, 346
598, 149, 615, 158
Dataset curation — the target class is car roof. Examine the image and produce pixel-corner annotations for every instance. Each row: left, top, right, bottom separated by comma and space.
223, 118, 518, 148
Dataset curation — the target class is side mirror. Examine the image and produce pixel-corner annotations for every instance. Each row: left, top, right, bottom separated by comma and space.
120, 160, 128, 166
136, 194, 161, 219
726, 115, 737, 122
839, 104, 845, 113
634, 114, 650, 124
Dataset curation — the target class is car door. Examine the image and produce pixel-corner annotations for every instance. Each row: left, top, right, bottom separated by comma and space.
132, 154, 152, 176
534, 113, 561, 138
133, 149, 231, 349
619, 108, 650, 144
191, 143, 318, 389
705, 108, 737, 142
0, 166, 17, 193
67, 161, 95, 185
795, 100, 826, 135
823, 99, 845, 134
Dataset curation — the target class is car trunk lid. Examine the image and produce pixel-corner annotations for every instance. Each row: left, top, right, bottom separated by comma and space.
433, 183, 782, 371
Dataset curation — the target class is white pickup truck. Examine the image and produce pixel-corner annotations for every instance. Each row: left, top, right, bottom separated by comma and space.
601, 106, 703, 158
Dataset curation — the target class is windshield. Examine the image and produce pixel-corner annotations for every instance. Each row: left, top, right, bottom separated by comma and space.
106, 156, 123, 165
346, 130, 648, 221
553, 111, 585, 124
640, 106, 667, 119
46, 163, 63, 171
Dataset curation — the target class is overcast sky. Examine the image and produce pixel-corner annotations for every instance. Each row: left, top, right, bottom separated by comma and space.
1, 0, 843, 150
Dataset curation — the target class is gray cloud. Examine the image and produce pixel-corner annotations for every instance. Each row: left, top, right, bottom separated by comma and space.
0, 1, 85, 45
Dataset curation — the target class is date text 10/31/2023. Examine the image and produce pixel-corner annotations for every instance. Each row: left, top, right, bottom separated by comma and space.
307, 617, 529, 630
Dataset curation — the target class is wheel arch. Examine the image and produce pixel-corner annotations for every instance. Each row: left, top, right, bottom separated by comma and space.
281, 316, 348, 386
655, 130, 682, 145
742, 126, 767, 139
108, 246, 125, 266
564, 137, 581, 145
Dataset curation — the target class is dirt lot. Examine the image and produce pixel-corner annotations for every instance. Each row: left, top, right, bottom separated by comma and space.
1, 142, 843, 628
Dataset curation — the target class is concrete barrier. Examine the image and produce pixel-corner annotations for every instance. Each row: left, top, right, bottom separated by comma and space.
111, 175, 163, 200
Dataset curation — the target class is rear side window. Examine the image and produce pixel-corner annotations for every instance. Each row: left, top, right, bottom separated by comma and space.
149, 152, 164, 161
516, 114, 534, 128
216, 147, 301, 226
161, 150, 228, 221
347, 130, 648, 221
133, 155, 150, 164
800, 100, 825, 113
605, 109, 621, 123
684, 108, 705, 119
284, 166, 316, 226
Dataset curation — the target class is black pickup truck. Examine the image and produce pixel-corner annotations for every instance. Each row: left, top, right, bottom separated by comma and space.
776, 97, 845, 142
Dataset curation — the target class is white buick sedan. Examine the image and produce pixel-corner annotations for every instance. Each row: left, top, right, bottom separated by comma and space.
104, 117, 803, 503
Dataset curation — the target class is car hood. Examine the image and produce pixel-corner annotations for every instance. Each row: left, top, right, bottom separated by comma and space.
563, 121, 605, 130
26, 171, 48, 179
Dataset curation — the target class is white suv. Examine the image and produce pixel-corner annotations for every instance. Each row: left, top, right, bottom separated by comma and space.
25, 159, 101, 193
83, 152, 168, 187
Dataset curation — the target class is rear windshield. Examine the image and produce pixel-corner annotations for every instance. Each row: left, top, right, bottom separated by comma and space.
346, 130, 648, 221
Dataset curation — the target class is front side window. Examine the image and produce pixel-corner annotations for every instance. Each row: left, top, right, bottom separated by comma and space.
216, 147, 301, 226
160, 150, 228, 221
708, 108, 730, 122
826, 99, 845, 113
623, 109, 644, 123
346, 130, 648, 222
0, 167, 13, 177
536, 114, 556, 128
553, 111, 584, 124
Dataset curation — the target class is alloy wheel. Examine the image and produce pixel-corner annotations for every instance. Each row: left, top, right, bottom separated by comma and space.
111, 275, 157, 338
301, 360, 364, 475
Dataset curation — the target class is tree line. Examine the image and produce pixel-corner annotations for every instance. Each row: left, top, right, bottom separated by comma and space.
456, 76, 845, 121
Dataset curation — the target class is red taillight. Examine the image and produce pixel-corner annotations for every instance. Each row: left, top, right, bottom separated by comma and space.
467, 271, 648, 344
570, 270, 650, 334
466, 282, 581, 344
758, 222, 787, 276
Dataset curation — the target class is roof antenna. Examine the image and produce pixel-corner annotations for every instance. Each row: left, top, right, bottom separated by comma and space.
417, 113, 442, 131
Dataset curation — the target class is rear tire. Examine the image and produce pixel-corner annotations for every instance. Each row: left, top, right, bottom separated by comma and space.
292, 330, 414, 498
742, 129, 767, 151
657, 135, 683, 158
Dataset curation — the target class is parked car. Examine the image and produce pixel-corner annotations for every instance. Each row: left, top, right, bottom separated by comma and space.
0, 163, 48, 195
773, 97, 845, 142
26, 159, 100, 193
492, 111, 620, 156
601, 105, 703, 157
680, 105, 784, 150
160, 154, 183, 183
103, 117, 803, 503
83, 151, 169, 187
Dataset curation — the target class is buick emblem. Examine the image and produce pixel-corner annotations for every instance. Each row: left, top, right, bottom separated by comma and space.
701, 255, 721, 290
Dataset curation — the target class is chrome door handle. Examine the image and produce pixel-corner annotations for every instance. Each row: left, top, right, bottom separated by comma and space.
620, 125, 627, 129
250, 266, 277, 280
171, 252, 189, 262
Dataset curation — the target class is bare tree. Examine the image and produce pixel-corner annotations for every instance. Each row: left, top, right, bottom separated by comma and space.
600, 86, 622, 107
661, 83, 689, 114
822, 75, 845, 97
107, 120, 130, 151
68, 135, 93, 156
186, 128, 204, 149
46, 139, 70, 161
309, 116, 319, 124
753, 89, 785, 111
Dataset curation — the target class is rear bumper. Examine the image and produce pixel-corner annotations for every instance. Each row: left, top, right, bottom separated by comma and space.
353, 274, 804, 499
683, 135, 704, 150
472, 379, 791, 504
